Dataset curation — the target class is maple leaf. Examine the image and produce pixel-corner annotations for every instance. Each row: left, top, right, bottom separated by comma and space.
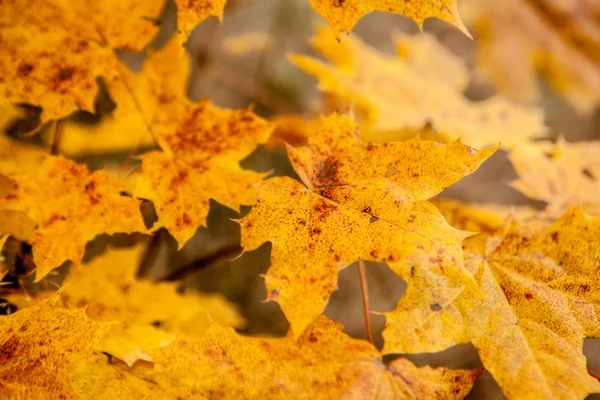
0, 295, 112, 399
109, 38, 274, 247
510, 140, 600, 216
0, 0, 164, 121
291, 28, 546, 149
460, 0, 600, 113
308, 0, 468, 37
0, 155, 146, 281
76, 316, 481, 399
383, 208, 600, 399
61, 244, 245, 333
60, 244, 245, 364
239, 113, 495, 336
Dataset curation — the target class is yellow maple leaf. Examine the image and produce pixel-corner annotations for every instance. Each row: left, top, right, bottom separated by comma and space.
291, 27, 546, 149
460, 0, 600, 113
0, 155, 146, 281
82, 316, 479, 398
110, 38, 275, 247
239, 113, 495, 336
0, 0, 164, 121
62, 244, 245, 330
308, 0, 468, 37
61, 244, 245, 364
510, 140, 600, 216
0, 295, 112, 399
383, 208, 600, 399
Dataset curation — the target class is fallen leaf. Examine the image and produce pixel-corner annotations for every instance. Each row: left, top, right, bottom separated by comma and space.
240, 113, 495, 336
383, 208, 600, 399
291, 27, 546, 149
0, 155, 146, 280
0, 295, 112, 399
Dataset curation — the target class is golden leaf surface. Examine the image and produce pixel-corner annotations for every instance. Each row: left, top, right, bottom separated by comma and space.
510, 140, 600, 216
0, 0, 163, 121
0, 156, 146, 281
86, 316, 478, 399
0, 295, 111, 399
291, 28, 546, 149
175, 0, 227, 45
113, 38, 274, 247
240, 113, 495, 336
383, 208, 600, 399
308, 0, 468, 37
461, 0, 600, 113
61, 245, 245, 334
72, 353, 191, 400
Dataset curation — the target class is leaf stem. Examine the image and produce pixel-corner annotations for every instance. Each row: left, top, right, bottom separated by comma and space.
358, 259, 374, 345
589, 370, 600, 382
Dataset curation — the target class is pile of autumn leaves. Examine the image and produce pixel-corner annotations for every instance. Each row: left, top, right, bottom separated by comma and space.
1, 0, 600, 399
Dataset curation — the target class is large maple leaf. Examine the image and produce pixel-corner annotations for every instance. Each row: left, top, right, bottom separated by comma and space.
74, 316, 481, 399
460, 0, 600, 113
0, 295, 111, 399
291, 28, 546, 149
239, 113, 495, 336
0, 0, 164, 121
112, 38, 274, 247
383, 208, 600, 399
0, 155, 146, 281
